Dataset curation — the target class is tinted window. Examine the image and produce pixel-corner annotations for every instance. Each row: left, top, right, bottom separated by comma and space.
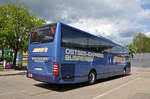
61, 26, 88, 50
104, 45, 129, 55
61, 25, 115, 52
88, 36, 114, 52
30, 24, 56, 44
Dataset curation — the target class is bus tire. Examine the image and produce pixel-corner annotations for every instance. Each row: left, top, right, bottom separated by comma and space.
88, 71, 96, 85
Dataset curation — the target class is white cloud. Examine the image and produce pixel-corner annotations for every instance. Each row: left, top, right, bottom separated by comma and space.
60, 0, 149, 44
145, 32, 150, 37
137, 10, 150, 21
1, 0, 150, 45
70, 18, 118, 36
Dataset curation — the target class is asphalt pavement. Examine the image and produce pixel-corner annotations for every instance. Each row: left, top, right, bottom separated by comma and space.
0, 66, 150, 99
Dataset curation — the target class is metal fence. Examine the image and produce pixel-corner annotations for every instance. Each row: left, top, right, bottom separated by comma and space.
131, 53, 150, 67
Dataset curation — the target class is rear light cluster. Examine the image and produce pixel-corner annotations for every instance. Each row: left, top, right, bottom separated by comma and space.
53, 62, 59, 75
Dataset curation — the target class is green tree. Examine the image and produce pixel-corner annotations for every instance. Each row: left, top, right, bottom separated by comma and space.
0, 4, 8, 57
127, 33, 150, 53
133, 33, 150, 52
126, 44, 137, 53
0, 2, 46, 66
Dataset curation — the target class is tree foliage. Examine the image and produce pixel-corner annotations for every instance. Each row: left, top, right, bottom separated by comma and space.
126, 33, 150, 53
0, 2, 46, 66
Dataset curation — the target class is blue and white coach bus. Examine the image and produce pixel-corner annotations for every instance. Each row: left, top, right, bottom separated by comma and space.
27, 22, 131, 84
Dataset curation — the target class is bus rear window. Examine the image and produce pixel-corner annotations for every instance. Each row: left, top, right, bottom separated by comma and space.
30, 24, 57, 44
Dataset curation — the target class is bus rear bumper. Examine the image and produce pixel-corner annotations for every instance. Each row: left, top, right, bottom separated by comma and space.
26, 72, 59, 84
26, 72, 86, 84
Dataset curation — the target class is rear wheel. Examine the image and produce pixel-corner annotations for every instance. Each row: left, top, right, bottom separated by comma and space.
88, 71, 96, 85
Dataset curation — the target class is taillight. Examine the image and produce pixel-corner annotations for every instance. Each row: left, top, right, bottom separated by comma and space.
53, 62, 59, 75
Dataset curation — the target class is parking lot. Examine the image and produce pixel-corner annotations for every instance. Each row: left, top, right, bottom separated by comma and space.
0, 66, 150, 99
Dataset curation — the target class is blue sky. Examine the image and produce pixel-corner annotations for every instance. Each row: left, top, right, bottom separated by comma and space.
141, 0, 150, 31
142, 1, 150, 9
0, 0, 150, 45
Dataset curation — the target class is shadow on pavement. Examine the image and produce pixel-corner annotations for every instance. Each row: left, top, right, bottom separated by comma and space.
34, 75, 129, 92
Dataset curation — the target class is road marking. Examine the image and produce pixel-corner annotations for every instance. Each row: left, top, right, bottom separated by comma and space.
92, 78, 141, 99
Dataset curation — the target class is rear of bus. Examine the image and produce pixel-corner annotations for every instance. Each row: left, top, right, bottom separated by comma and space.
27, 23, 61, 83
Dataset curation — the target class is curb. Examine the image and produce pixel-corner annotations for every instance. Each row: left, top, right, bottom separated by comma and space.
0, 71, 26, 77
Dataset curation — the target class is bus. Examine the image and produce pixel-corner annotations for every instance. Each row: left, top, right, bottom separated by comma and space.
27, 22, 131, 84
